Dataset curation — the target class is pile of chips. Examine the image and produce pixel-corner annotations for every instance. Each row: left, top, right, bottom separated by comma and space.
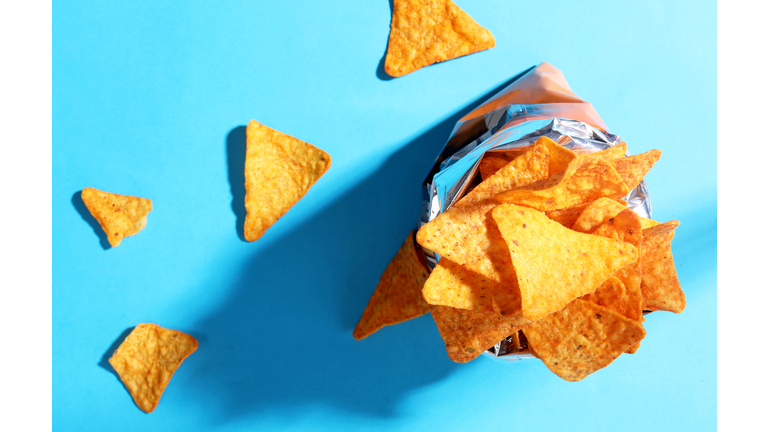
355, 136, 685, 382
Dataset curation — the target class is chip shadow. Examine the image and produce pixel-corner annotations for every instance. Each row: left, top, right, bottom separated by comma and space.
72, 190, 111, 250
192, 68, 536, 422
226, 126, 248, 242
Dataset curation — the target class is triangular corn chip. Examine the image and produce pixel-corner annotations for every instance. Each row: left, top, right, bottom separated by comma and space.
353, 232, 434, 340
432, 305, 527, 363
571, 197, 628, 234
109, 324, 198, 413
592, 142, 627, 161
534, 136, 576, 176
495, 154, 629, 211
478, 156, 510, 180
610, 149, 661, 193
545, 203, 589, 229
640, 221, 686, 313
522, 299, 646, 381
244, 120, 331, 242
81, 187, 152, 247
491, 204, 638, 321
456, 142, 550, 208
639, 217, 660, 229
384, 0, 495, 77
422, 258, 497, 312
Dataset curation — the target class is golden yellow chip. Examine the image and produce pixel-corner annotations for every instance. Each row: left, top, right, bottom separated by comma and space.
522, 299, 646, 381
479, 156, 511, 181
491, 204, 638, 321
457, 143, 549, 208
639, 217, 660, 229
545, 203, 589, 229
432, 306, 526, 363
244, 120, 331, 242
384, 0, 495, 77
422, 258, 497, 312
610, 149, 661, 193
353, 232, 434, 340
534, 136, 576, 176
81, 187, 152, 247
571, 197, 628, 234
109, 324, 198, 413
640, 221, 686, 313
495, 154, 629, 211
592, 142, 627, 160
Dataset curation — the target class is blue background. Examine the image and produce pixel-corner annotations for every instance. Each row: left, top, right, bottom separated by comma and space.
53, 1, 716, 430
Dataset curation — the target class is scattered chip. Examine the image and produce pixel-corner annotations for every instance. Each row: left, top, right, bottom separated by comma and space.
244, 120, 331, 242
571, 197, 627, 233
522, 299, 646, 381
81, 187, 152, 247
432, 306, 526, 363
495, 154, 629, 211
384, 0, 495, 77
108, 324, 198, 413
610, 149, 661, 193
640, 221, 686, 313
353, 232, 434, 340
491, 204, 638, 321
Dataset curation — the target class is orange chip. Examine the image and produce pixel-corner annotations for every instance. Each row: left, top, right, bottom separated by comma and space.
610, 149, 661, 193
522, 299, 646, 381
640, 221, 686, 313
109, 324, 198, 413
495, 154, 629, 211
422, 258, 496, 312
580, 276, 643, 323
479, 156, 512, 181
545, 203, 589, 229
244, 120, 331, 242
353, 232, 434, 340
432, 306, 527, 363
625, 342, 641, 354
81, 187, 152, 247
639, 217, 660, 229
491, 204, 638, 321
571, 197, 628, 234
593, 142, 627, 160
384, 0, 495, 77
534, 136, 576, 176
457, 143, 550, 208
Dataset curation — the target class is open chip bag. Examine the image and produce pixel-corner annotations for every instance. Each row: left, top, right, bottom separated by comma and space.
354, 63, 685, 382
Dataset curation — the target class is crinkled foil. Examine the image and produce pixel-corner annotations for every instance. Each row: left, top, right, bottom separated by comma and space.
419, 112, 652, 361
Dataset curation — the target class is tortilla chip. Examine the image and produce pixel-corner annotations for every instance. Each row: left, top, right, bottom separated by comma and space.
384, 0, 495, 77
491, 204, 638, 321
534, 136, 576, 176
610, 149, 661, 193
625, 342, 641, 354
244, 120, 331, 242
495, 154, 629, 211
522, 299, 646, 381
571, 197, 627, 233
545, 203, 589, 229
457, 143, 549, 208
593, 142, 627, 160
81, 187, 152, 247
580, 276, 643, 323
422, 258, 494, 312
415, 200, 523, 316
639, 217, 660, 229
109, 324, 198, 413
432, 306, 527, 363
353, 232, 434, 340
640, 221, 686, 313
479, 156, 512, 181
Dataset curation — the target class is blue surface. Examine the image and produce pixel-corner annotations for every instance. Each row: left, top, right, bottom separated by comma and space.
53, 1, 716, 430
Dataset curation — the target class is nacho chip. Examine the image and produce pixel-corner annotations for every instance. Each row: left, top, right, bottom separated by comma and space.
545, 203, 589, 229
571, 197, 628, 234
495, 154, 629, 211
593, 142, 627, 160
432, 306, 526, 363
580, 276, 642, 323
479, 156, 511, 180
639, 217, 660, 229
534, 136, 576, 176
456, 143, 549, 208
610, 149, 661, 193
422, 258, 496, 312
81, 187, 152, 247
640, 221, 686, 313
522, 299, 646, 381
353, 232, 434, 340
108, 324, 198, 413
244, 120, 331, 242
384, 0, 495, 77
491, 204, 638, 321
625, 342, 641, 354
